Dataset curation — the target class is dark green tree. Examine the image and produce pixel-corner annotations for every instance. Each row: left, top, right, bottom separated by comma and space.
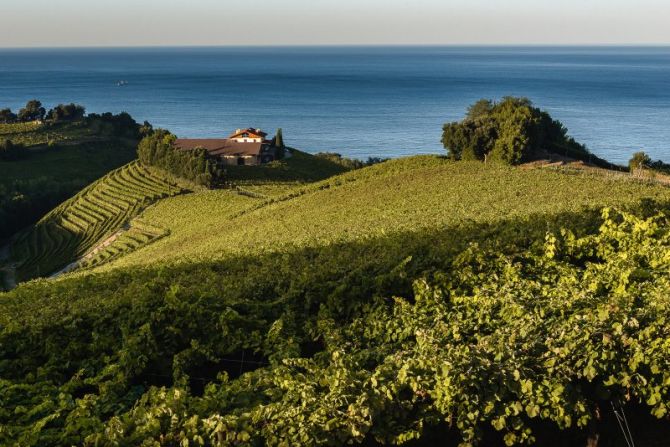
17, 100, 46, 122
137, 130, 217, 187
629, 151, 651, 171
442, 97, 604, 166
466, 99, 494, 120
0, 108, 17, 124
46, 103, 85, 122
275, 128, 285, 148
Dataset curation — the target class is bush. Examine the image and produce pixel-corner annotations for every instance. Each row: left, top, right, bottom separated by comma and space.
442, 97, 609, 166
314, 152, 366, 169
17, 99, 45, 122
629, 151, 652, 171
86, 112, 141, 138
3, 207, 670, 445
0, 108, 17, 124
137, 130, 219, 186
46, 103, 86, 122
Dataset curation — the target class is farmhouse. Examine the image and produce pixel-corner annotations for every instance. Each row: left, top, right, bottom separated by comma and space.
175, 128, 279, 166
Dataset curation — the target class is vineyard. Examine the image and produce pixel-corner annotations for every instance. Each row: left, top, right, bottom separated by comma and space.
0, 120, 99, 146
3, 153, 670, 445
9, 161, 185, 280
97, 156, 670, 271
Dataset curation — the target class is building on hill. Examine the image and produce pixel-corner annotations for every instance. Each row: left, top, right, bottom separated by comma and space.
228, 128, 268, 143
175, 128, 278, 166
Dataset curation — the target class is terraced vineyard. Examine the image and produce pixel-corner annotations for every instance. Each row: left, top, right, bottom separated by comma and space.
78, 219, 169, 269
9, 161, 185, 281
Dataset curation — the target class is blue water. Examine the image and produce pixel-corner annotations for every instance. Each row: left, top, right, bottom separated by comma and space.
0, 46, 669, 164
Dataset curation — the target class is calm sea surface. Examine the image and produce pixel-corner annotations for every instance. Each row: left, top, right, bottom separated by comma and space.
0, 46, 668, 164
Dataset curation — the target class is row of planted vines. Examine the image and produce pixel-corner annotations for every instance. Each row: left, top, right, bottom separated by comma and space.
1, 208, 670, 445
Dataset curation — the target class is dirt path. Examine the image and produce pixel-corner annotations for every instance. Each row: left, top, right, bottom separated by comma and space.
50, 227, 127, 278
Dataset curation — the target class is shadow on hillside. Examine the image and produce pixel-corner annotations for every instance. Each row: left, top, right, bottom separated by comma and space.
223, 148, 351, 185
2, 198, 670, 444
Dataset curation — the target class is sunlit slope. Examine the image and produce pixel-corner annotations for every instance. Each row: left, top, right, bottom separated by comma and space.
98, 156, 670, 270
11, 161, 186, 280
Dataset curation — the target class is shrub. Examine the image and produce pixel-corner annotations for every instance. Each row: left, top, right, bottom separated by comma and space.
137, 130, 219, 186
46, 103, 86, 122
629, 151, 652, 171
17, 99, 45, 122
86, 112, 141, 138
0, 108, 17, 124
442, 97, 608, 166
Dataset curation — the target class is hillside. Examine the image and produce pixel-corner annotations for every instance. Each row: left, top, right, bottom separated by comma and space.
7, 161, 187, 282
3, 154, 670, 445
0, 119, 140, 241
92, 156, 670, 271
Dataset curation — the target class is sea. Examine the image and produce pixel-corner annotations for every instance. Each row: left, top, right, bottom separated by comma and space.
0, 46, 668, 164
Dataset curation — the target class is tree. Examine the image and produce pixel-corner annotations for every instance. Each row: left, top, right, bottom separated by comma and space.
137, 130, 218, 186
629, 151, 651, 171
273, 128, 286, 159
46, 103, 85, 122
0, 108, 17, 124
466, 99, 493, 120
442, 97, 601, 166
139, 121, 154, 137
275, 128, 285, 148
17, 100, 46, 122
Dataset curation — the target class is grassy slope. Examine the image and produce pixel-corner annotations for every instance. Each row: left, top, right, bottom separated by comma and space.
95, 156, 670, 272
0, 140, 135, 182
3, 157, 670, 444
0, 121, 136, 182
9, 162, 187, 280
0, 122, 138, 242
0, 121, 104, 146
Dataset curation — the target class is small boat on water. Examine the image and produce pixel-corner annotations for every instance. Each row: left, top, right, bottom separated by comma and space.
116, 80, 129, 86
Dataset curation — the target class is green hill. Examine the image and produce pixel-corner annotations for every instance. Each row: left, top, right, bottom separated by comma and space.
94, 156, 670, 271
0, 120, 140, 241
3, 155, 670, 445
8, 161, 187, 281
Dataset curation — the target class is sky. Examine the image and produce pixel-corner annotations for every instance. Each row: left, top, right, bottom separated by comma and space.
1, 0, 669, 47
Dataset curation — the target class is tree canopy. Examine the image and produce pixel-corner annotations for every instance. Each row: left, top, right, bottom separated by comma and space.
137, 130, 219, 186
442, 97, 606, 166
46, 103, 86, 122
0, 108, 17, 124
17, 99, 46, 122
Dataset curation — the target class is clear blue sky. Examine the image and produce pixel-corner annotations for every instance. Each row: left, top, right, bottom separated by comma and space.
1, 0, 668, 47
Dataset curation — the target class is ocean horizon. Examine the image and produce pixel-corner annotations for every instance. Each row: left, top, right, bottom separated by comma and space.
1, 45, 668, 164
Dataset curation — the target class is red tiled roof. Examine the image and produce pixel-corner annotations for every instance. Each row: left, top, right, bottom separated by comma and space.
228, 128, 268, 139
175, 139, 264, 157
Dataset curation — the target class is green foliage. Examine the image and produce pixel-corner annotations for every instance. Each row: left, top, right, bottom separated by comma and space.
224, 149, 350, 186
629, 151, 652, 171
8, 162, 185, 281
137, 130, 219, 187
85, 112, 142, 139
313, 152, 367, 169
628, 151, 670, 176
274, 128, 286, 159
0, 140, 137, 240
99, 156, 670, 272
46, 103, 86, 122
442, 97, 611, 167
2, 207, 670, 445
17, 99, 46, 122
0, 108, 17, 124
